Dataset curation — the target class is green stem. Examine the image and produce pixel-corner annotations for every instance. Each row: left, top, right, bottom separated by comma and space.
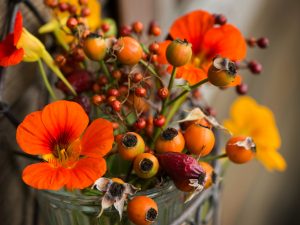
167, 78, 209, 107
37, 59, 57, 100
139, 59, 160, 77
100, 60, 112, 81
201, 153, 227, 162
164, 93, 187, 128
161, 66, 177, 115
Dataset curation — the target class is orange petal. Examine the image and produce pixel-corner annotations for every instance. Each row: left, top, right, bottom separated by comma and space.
41, 100, 89, 149
16, 111, 52, 155
81, 118, 114, 158
203, 24, 247, 61
169, 64, 207, 85
14, 11, 23, 45
0, 33, 24, 67
157, 40, 171, 65
22, 163, 68, 190
169, 10, 215, 55
65, 157, 107, 190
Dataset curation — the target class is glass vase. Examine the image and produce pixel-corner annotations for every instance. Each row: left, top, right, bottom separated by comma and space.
37, 182, 185, 225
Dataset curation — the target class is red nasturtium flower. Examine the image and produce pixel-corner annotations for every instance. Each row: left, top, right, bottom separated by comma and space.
157, 10, 247, 85
0, 11, 24, 66
16, 100, 114, 190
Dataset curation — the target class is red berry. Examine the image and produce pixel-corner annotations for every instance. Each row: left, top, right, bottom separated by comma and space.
81, 7, 91, 17
68, 5, 77, 14
111, 100, 121, 112
119, 25, 132, 36
134, 118, 147, 130
107, 88, 120, 97
135, 87, 147, 97
149, 42, 160, 54
112, 70, 122, 80
157, 87, 169, 100
248, 60, 262, 74
101, 23, 110, 33
79, 0, 88, 5
58, 2, 69, 11
247, 37, 256, 47
66, 17, 78, 29
44, 0, 58, 8
98, 75, 108, 86
132, 21, 143, 34
92, 94, 104, 106
132, 73, 143, 83
214, 14, 227, 25
236, 83, 248, 95
54, 54, 66, 67
148, 21, 161, 36
257, 37, 269, 48
153, 115, 165, 127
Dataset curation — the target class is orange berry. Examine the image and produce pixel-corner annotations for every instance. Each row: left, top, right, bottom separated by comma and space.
184, 124, 215, 156
155, 128, 185, 153
127, 196, 158, 225
82, 33, 107, 61
207, 57, 237, 87
225, 136, 256, 164
199, 162, 215, 189
116, 37, 143, 65
166, 39, 192, 67
132, 21, 144, 33
133, 153, 159, 179
66, 17, 78, 29
118, 132, 145, 160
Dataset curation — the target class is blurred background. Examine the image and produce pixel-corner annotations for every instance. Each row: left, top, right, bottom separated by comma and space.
1, 0, 299, 225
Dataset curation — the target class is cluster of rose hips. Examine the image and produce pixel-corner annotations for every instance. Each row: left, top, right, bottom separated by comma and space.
43, 4, 261, 223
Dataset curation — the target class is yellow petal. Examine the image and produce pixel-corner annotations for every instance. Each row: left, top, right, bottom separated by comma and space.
256, 148, 287, 171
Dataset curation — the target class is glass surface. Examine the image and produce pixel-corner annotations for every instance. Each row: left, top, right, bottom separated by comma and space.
37, 182, 185, 225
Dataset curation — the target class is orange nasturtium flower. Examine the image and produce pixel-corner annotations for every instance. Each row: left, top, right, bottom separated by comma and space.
223, 96, 286, 171
157, 10, 247, 85
16, 100, 114, 190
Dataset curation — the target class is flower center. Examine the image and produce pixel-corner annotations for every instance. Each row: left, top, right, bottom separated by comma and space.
109, 182, 125, 197
191, 52, 205, 68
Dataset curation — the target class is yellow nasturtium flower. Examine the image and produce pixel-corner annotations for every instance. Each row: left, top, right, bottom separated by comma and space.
39, 0, 101, 47
223, 96, 286, 171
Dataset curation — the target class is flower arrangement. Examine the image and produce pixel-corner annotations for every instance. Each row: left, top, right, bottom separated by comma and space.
0, 0, 286, 224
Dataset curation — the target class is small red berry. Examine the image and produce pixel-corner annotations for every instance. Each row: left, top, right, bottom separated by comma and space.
148, 21, 161, 36
149, 42, 160, 54
44, 0, 58, 8
68, 5, 77, 14
157, 87, 169, 100
107, 88, 120, 97
111, 100, 121, 112
214, 14, 227, 25
247, 37, 256, 47
66, 17, 78, 29
112, 70, 122, 80
132, 21, 143, 34
257, 37, 269, 49
134, 117, 147, 130
98, 75, 108, 86
79, 0, 88, 5
154, 115, 165, 127
150, 54, 158, 63
119, 25, 132, 36
92, 83, 101, 93
54, 54, 66, 67
236, 83, 248, 95
132, 72, 143, 83
101, 23, 110, 33
58, 2, 69, 12
107, 96, 117, 104
81, 7, 91, 17
112, 122, 119, 130
92, 94, 104, 106
135, 87, 147, 97
248, 60, 263, 74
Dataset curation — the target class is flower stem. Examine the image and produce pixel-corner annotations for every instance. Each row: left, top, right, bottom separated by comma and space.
161, 66, 177, 115
139, 59, 160, 77
200, 153, 227, 162
37, 59, 57, 100
167, 78, 209, 107
100, 60, 112, 81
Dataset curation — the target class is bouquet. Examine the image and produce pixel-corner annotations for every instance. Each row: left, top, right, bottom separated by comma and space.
0, 0, 286, 224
